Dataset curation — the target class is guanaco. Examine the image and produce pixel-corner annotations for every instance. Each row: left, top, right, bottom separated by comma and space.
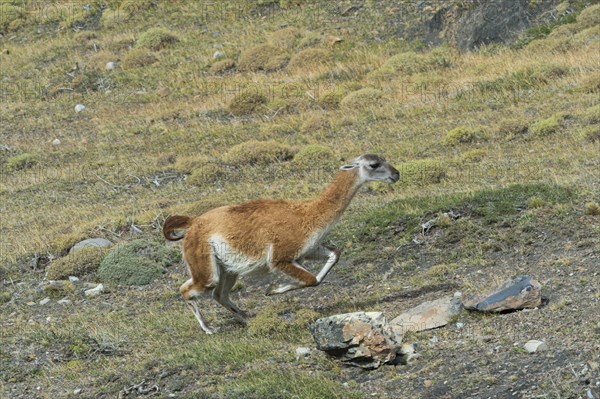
163, 154, 400, 334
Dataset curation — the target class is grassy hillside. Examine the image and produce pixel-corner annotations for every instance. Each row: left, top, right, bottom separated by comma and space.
1, 0, 599, 398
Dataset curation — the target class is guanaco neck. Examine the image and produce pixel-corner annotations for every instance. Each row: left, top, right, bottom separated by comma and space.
305, 170, 363, 225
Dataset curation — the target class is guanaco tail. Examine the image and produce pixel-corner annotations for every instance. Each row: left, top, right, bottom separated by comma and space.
163, 154, 400, 334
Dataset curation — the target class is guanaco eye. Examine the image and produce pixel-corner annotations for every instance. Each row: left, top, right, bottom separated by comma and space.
369, 162, 380, 169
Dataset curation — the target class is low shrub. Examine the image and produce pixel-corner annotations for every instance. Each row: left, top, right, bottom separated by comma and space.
223, 140, 295, 166
136, 28, 179, 51
46, 247, 108, 280
340, 88, 383, 109
121, 48, 158, 69
442, 126, 486, 146
228, 92, 268, 116
98, 239, 180, 286
209, 59, 236, 75
238, 44, 288, 72
293, 144, 334, 167
287, 48, 329, 72
398, 159, 447, 185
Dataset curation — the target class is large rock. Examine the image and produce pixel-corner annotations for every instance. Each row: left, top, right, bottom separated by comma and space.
391, 0, 561, 50
463, 275, 542, 312
310, 312, 402, 369
69, 238, 113, 254
389, 296, 462, 333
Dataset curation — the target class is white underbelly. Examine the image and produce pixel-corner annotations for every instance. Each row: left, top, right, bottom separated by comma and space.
210, 236, 270, 277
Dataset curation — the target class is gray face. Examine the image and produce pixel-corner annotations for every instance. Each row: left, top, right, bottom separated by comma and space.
340, 154, 400, 183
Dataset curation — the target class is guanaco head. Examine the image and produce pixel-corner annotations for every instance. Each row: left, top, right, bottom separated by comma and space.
340, 154, 400, 184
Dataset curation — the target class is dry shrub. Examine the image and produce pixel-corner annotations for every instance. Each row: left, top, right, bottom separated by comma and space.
238, 44, 288, 72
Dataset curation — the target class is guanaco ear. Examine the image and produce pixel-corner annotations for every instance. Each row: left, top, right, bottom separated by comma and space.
340, 163, 358, 170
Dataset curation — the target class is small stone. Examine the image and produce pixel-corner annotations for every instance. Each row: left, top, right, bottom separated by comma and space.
454, 291, 462, 298
397, 343, 419, 364
456, 322, 464, 329
524, 340, 548, 353
75, 104, 85, 113
69, 238, 112, 253
68, 276, 79, 282
295, 347, 311, 358
73, 388, 82, 395
83, 282, 98, 289
52, 138, 61, 146
58, 298, 72, 305
26, 301, 35, 306
213, 50, 224, 59
429, 335, 439, 343
84, 284, 104, 297
39, 297, 50, 305
105, 61, 116, 70
424, 380, 433, 388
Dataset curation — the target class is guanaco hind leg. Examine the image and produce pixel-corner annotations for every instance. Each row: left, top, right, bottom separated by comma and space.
212, 262, 247, 323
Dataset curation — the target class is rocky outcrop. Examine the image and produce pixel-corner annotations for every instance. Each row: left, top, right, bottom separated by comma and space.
310, 312, 403, 369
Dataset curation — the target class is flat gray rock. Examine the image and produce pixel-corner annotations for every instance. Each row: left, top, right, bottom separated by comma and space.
390, 296, 463, 333
463, 275, 542, 312
69, 238, 112, 254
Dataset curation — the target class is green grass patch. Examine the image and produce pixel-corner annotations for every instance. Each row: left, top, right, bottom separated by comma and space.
247, 302, 320, 339
5, 152, 36, 171
223, 366, 356, 399
529, 113, 565, 137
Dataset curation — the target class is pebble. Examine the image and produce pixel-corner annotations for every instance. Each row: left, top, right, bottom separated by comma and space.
39, 297, 50, 305
429, 335, 438, 343
75, 104, 85, 113
424, 380, 433, 388
524, 340, 548, 353
456, 322, 464, 329
213, 50, 224, 59
105, 61, 116, 70
84, 284, 104, 297
58, 298, 72, 305
68, 276, 79, 282
52, 138, 61, 146
295, 347, 311, 358
73, 388, 82, 395
454, 291, 462, 298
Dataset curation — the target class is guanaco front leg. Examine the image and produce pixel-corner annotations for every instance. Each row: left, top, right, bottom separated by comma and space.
266, 260, 318, 296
